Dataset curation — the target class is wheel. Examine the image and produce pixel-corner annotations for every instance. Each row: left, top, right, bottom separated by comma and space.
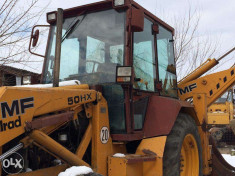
163, 113, 203, 176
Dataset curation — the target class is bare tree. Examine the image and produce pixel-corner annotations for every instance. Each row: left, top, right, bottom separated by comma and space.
172, 7, 221, 80
0, 0, 48, 67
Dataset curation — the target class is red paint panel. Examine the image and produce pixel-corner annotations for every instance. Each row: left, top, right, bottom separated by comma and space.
111, 133, 143, 141
143, 96, 193, 137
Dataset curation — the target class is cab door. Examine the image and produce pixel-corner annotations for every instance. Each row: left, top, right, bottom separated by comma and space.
132, 17, 158, 131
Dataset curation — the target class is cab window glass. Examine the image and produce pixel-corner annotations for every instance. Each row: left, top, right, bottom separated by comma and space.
43, 9, 125, 85
86, 37, 105, 73
133, 18, 156, 92
110, 45, 124, 65
60, 35, 80, 80
157, 25, 177, 97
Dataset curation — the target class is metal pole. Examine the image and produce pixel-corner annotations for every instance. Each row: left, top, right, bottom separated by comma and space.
0, 143, 23, 161
217, 47, 235, 62
53, 8, 63, 87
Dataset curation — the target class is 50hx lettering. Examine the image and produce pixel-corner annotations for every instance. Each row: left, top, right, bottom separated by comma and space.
68, 93, 92, 105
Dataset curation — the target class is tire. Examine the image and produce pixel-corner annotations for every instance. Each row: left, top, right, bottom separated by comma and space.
163, 113, 203, 176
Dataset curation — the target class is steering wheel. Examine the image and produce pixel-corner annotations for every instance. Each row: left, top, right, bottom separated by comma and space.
86, 59, 102, 73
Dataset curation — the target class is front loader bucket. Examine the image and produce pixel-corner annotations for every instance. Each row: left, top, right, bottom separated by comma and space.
210, 137, 235, 175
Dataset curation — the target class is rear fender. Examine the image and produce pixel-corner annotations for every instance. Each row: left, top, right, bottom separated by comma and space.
143, 96, 199, 137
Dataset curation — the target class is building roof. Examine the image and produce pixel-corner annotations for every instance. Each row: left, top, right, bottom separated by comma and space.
0, 65, 40, 77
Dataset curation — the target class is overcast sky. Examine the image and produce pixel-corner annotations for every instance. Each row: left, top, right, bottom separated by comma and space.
19, 0, 235, 73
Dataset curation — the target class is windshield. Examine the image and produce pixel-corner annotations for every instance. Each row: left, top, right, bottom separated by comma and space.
43, 9, 125, 84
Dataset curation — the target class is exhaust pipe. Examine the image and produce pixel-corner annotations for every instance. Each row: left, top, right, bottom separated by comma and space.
53, 8, 63, 87
0, 143, 23, 161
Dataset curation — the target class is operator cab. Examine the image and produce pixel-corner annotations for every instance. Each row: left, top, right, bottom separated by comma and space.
31, 0, 177, 140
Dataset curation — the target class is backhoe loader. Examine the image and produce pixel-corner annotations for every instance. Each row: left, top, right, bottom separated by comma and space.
0, 0, 234, 176
208, 88, 234, 126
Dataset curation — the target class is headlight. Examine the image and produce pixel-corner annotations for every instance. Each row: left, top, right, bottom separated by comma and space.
114, 0, 125, 7
117, 67, 132, 77
47, 12, 56, 23
116, 66, 132, 84
23, 76, 31, 85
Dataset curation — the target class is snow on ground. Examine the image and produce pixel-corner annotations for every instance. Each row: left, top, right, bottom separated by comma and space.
222, 154, 235, 167
113, 153, 125, 157
58, 166, 93, 176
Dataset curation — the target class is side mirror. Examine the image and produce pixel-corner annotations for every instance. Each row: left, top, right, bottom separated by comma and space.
32, 29, 39, 47
131, 8, 144, 32
29, 25, 50, 57
116, 66, 133, 84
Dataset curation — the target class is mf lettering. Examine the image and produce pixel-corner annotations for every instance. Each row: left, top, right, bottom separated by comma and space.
0, 97, 34, 132
179, 83, 197, 95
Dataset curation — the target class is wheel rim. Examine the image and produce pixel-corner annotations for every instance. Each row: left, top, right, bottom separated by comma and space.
180, 134, 199, 176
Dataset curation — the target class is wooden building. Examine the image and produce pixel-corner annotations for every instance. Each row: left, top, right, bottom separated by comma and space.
0, 65, 41, 86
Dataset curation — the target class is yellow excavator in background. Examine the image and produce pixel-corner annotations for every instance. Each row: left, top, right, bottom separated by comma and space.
207, 87, 235, 147
0, 0, 234, 176
208, 87, 234, 125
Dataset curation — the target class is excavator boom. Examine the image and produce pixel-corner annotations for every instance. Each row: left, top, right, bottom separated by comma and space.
178, 66, 235, 107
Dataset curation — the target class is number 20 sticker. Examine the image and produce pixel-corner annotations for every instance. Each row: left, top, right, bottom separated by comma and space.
100, 127, 109, 144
